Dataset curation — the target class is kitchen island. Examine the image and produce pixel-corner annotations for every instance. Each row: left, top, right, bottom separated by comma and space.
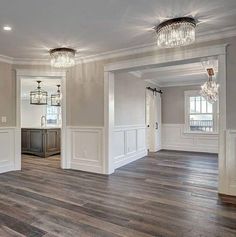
21, 127, 61, 158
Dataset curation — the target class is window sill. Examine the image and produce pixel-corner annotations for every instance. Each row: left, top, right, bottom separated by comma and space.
183, 131, 219, 136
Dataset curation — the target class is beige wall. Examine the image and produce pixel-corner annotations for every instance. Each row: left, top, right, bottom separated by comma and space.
0, 62, 15, 127
226, 39, 236, 129
0, 36, 236, 129
66, 61, 105, 126
161, 85, 201, 124
114, 72, 146, 126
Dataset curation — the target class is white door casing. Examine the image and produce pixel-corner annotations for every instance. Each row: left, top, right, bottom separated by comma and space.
15, 69, 69, 170
104, 44, 230, 195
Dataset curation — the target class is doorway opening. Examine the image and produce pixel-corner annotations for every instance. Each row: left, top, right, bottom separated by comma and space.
21, 77, 62, 168
16, 70, 68, 170
104, 44, 227, 194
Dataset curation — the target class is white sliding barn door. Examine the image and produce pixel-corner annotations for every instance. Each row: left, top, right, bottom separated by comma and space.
155, 93, 162, 151
146, 90, 162, 152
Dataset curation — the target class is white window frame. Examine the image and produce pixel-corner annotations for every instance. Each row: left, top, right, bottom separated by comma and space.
46, 105, 62, 126
184, 90, 218, 134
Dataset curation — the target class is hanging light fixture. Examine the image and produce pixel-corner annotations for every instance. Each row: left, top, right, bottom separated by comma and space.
49, 47, 76, 68
200, 66, 219, 104
30, 81, 48, 105
155, 17, 196, 48
51, 85, 61, 106
201, 58, 218, 74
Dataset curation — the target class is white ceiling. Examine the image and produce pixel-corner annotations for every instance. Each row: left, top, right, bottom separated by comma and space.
21, 77, 61, 99
129, 61, 218, 87
1, 0, 236, 59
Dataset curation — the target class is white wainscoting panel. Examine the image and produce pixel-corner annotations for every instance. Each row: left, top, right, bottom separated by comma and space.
67, 127, 104, 174
162, 124, 218, 153
226, 130, 236, 195
113, 125, 147, 169
0, 127, 19, 173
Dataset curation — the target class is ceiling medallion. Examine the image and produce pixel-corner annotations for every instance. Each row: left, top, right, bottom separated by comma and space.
155, 17, 196, 48
30, 81, 48, 105
51, 85, 61, 106
200, 60, 219, 104
50, 47, 76, 68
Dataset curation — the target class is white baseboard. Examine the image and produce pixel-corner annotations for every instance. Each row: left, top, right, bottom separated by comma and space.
114, 149, 147, 169
162, 124, 218, 153
113, 125, 147, 169
66, 126, 104, 174
0, 164, 15, 173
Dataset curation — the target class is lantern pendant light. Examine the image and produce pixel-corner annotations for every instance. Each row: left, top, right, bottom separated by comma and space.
30, 81, 48, 105
51, 85, 61, 106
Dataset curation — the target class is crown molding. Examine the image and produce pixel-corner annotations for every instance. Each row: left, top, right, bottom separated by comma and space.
0, 26, 235, 66
15, 69, 66, 77
145, 79, 161, 87
161, 80, 204, 87
142, 67, 208, 80
0, 54, 14, 64
147, 78, 205, 88
71, 26, 236, 64
144, 71, 206, 87
13, 58, 50, 66
197, 25, 236, 43
129, 71, 143, 78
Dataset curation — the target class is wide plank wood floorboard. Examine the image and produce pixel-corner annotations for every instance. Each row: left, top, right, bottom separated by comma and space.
0, 151, 236, 237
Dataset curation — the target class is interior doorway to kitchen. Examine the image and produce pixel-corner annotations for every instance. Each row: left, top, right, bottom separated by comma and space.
16, 70, 68, 170
21, 77, 62, 168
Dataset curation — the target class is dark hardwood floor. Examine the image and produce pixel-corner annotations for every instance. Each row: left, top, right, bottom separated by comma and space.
0, 151, 236, 237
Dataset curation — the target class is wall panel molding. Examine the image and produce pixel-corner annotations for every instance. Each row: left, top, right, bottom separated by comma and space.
0, 127, 20, 173
225, 130, 236, 195
162, 124, 218, 153
113, 125, 147, 169
66, 126, 104, 174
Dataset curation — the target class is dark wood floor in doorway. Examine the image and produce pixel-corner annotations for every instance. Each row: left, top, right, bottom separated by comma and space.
0, 151, 236, 237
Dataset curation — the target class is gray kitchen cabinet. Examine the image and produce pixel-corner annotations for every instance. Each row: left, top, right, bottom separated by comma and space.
21, 128, 61, 158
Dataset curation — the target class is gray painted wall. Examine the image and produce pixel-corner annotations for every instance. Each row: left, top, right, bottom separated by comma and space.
114, 72, 146, 126
161, 85, 201, 124
0, 62, 15, 127
0, 36, 235, 129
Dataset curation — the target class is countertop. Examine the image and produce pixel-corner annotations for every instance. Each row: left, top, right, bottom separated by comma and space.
22, 127, 61, 130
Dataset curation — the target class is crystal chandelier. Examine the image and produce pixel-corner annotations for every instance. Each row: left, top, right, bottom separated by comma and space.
50, 47, 76, 68
200, 67, 219, 104
30, 81, 48, 105
155, 17, 196, 48
51, 85, 61, 106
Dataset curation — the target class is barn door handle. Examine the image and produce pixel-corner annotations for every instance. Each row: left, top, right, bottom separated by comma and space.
156, 122, 158, 130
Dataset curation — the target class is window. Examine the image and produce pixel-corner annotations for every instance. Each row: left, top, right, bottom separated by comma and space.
185, 91, 218, 133
46, 106, 61, 126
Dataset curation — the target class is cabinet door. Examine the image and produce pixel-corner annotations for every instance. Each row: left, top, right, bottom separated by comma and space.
29, 130, 43, 153
46, 129, 60, 152
21, 129, 30, 151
